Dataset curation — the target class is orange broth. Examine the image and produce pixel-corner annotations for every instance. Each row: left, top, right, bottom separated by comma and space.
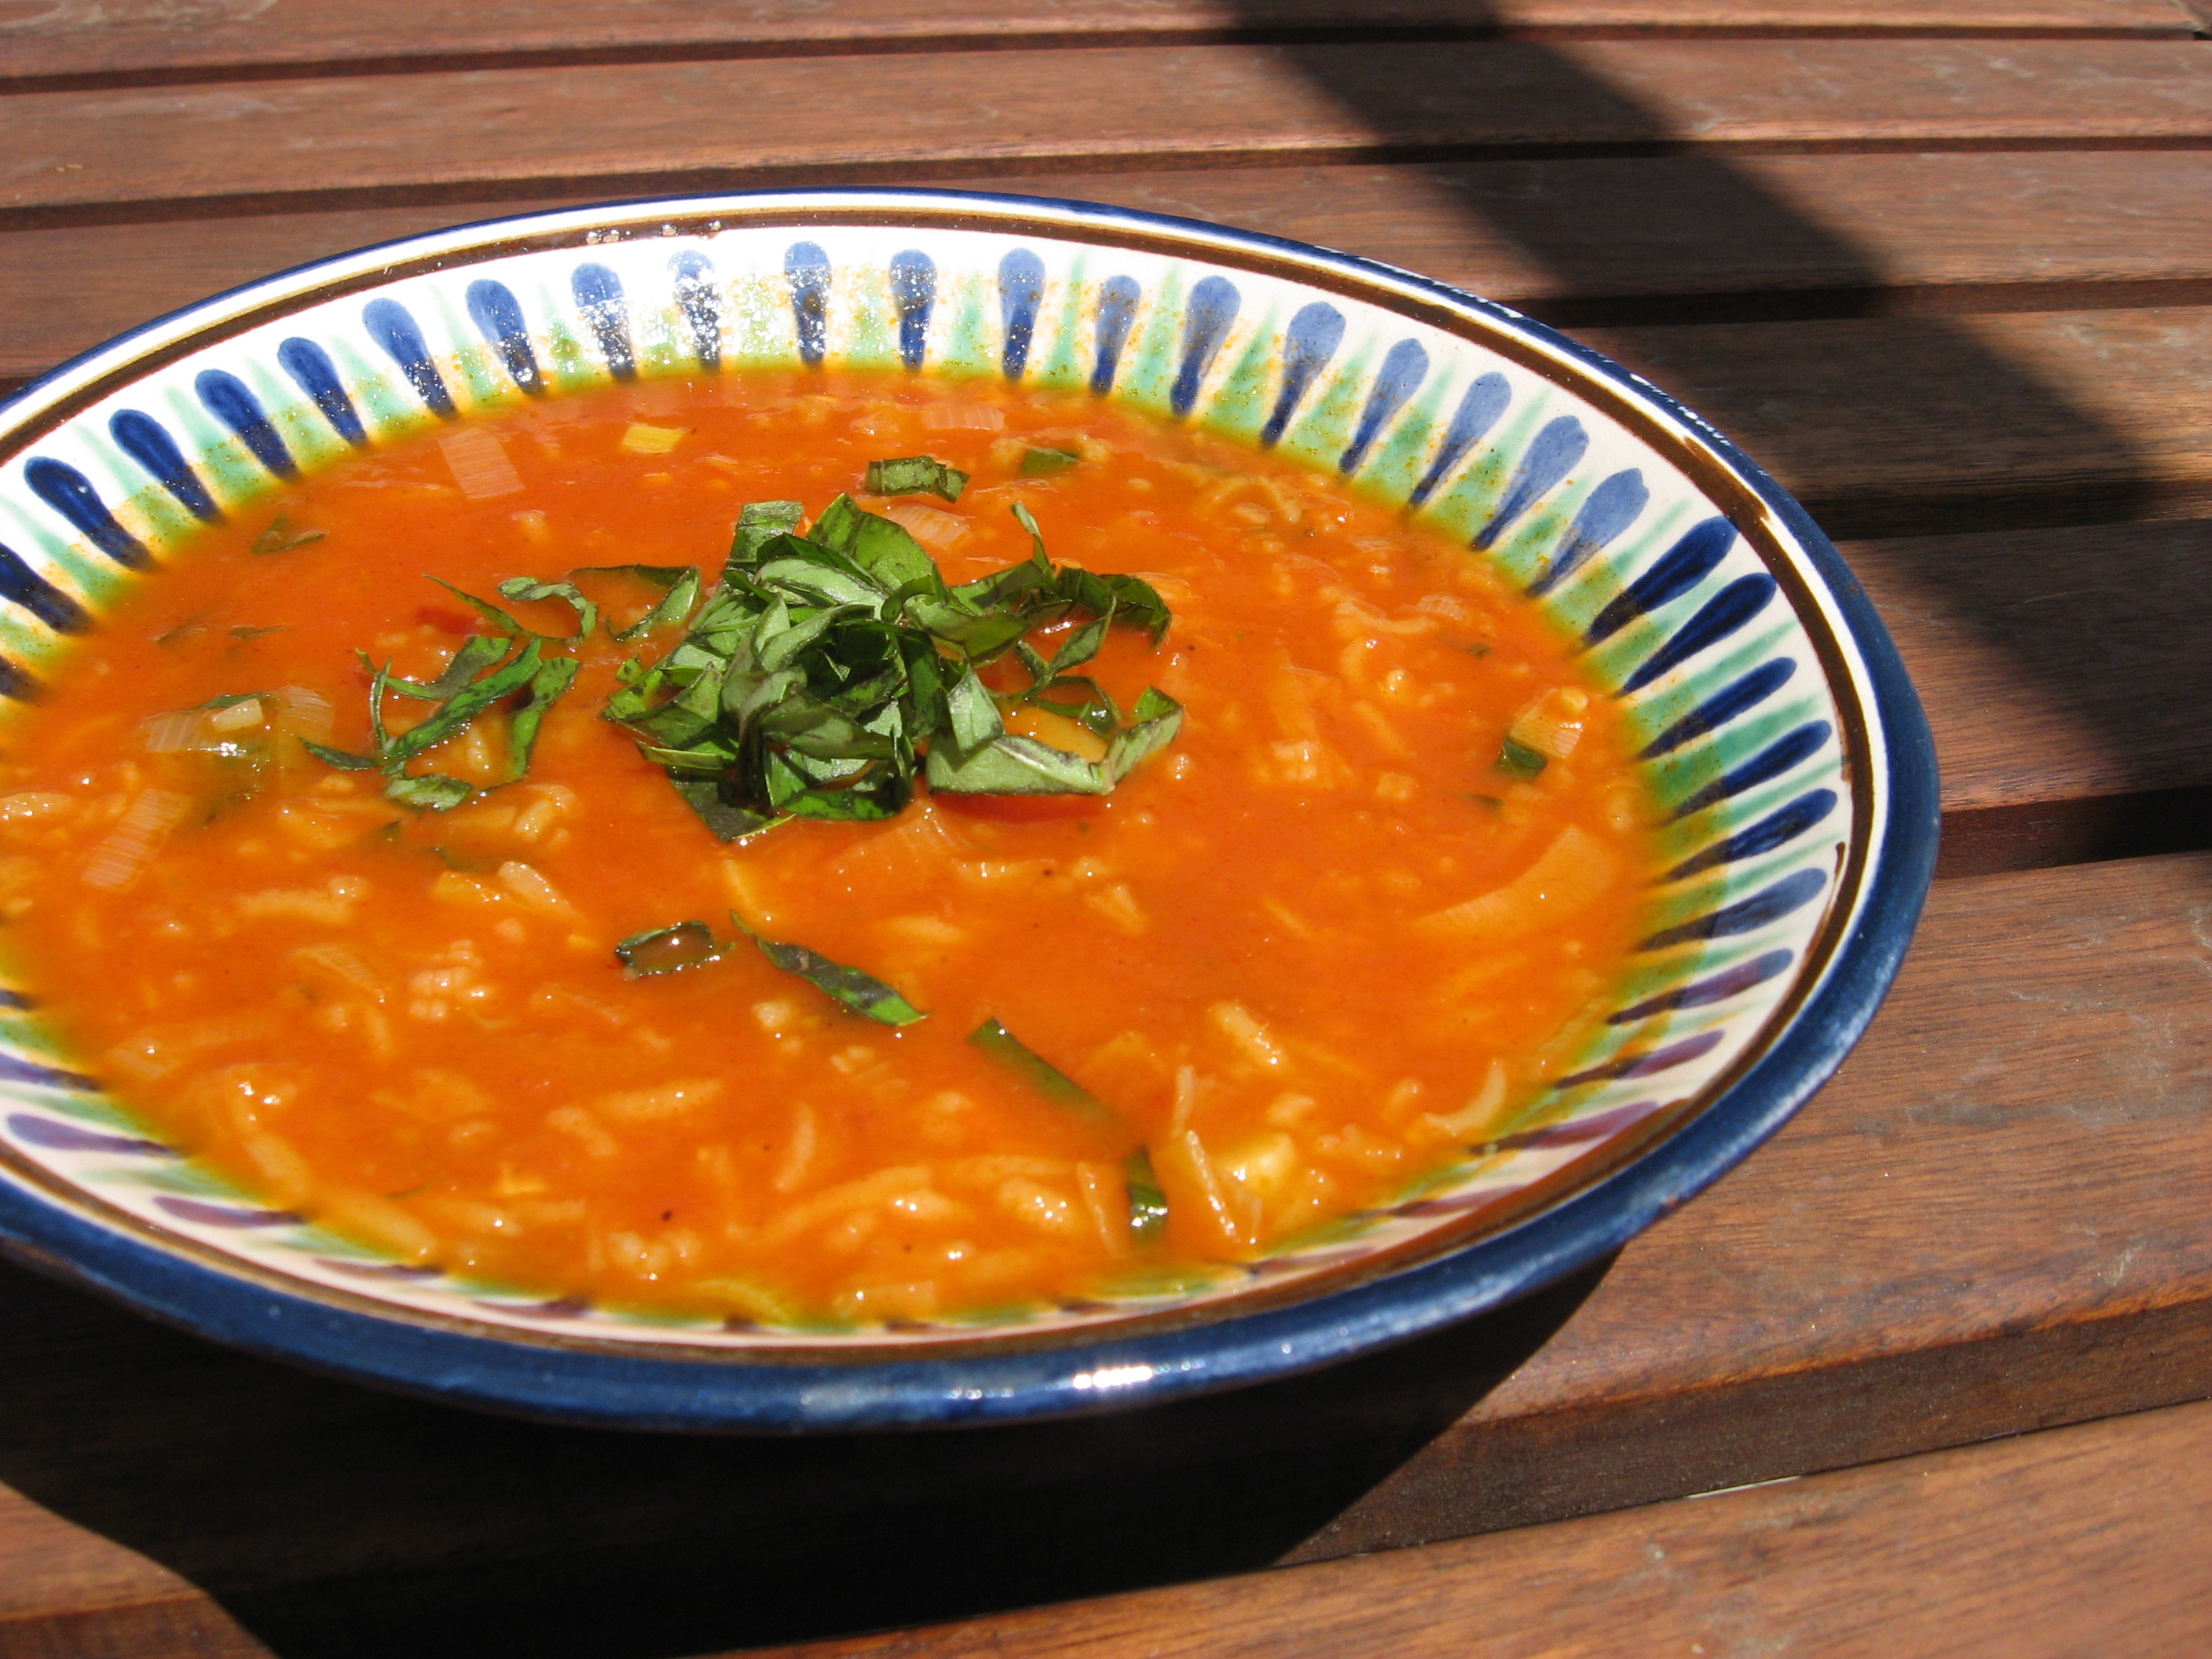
0, 372, 1657, 1325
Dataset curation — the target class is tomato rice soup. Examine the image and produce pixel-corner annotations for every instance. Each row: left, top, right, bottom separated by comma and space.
0, 372, 1658, 1325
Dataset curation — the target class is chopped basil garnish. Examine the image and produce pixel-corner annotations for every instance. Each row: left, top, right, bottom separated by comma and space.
1125, 1148, 1170, 1240
1496, 736, 1548, 781
614, 920, 722, 977
969, 1016, 1109, 1119
865, 455, 969, 502
250, 514, 326, 555
1020, 446, 1081, 477
734, 914, 925, 1024
303, 578, 583, 809
604, 493, 1181, 839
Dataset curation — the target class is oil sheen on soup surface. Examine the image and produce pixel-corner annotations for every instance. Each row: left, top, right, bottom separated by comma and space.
0, 372, 1656, 1327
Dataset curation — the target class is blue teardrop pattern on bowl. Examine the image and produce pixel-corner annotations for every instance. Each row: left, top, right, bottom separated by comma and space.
1262, 302, 1345, 449
1526, 469, 1648, 599
669, 251, 721, 372
1668, 720, 1833, 823
784, 241, 832, 368
466, 279, 544, 396
998, 249, 1046, 380
276, 339, 369, 448
0, 542, 90, 635
1608, 949, 1795, 1024
1338, 338, 1426, 474
6, 1113, 174, 1157
24, 459, 148, 569
889, 249, 936, 372
195, 371, 296, 479
1639, 658, 1797, 760
1668, 789, 1838, 881
110, 410, 223, 522
1411, 372, 1512, 507
570, 263, 637, 382
1556, 1027, 1725, 1089
1476, 415, 1586, 548
1171, 276, 1240, 418
1090, 275, 1142, 394
362, 298, 456, 418
1641, 866, 1829, 951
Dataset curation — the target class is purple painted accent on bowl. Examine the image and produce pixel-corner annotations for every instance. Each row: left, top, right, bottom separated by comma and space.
318, 1258, 441, 1280
478, 1296, 589, 1320
1488, 1097, 1670, 1154
7, 1113, 175, 1157
156, 1196, 301, 1229
1556, 1030, 1726, 1089
1247, 1247, 1376, 1275
0, 1053, 98, 1091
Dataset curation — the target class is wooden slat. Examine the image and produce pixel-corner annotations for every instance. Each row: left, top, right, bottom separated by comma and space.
1581, 306, 2212, 537
3, 1, 2199, 93
5, 149, 2207, 395
2, 852, 2208, 1654
7, 40, 2211, 223
753, 1399, 2212, 1659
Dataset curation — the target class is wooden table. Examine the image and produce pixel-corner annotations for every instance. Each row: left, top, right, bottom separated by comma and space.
4, 3, 2211, 1654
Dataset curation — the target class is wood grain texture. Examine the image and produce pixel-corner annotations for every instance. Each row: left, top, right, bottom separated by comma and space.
8, 39, 2212, 222
1581, 306, 2212, 537
3, 0, 2199, 92
751, 1398, 2212, 1659
5, 148, 2207, 394
2, 853, 2209, 1656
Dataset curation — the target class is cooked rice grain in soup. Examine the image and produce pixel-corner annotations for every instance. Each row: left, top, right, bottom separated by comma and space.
0, 372, 1659, 1326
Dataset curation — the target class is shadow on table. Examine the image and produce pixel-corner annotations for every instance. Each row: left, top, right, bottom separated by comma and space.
0, 1251, 1606, 1657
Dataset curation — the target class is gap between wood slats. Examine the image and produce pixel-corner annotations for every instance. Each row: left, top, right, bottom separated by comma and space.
1, 851, 2207, 1657
745, 1398, 2212, 1659
2, 0, 2201, 96
6, 39, 2211, 229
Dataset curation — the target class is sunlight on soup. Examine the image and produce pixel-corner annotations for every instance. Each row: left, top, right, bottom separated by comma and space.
0, 372, 1658, 1326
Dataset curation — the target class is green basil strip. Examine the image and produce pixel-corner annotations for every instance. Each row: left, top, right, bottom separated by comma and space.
1125, 1147, 1170, 1240
1103, 687, 1183, 784
299, 739, 379, 771
249, 514, 326, 555
925, 733, 1109, 797
506, 654, 580, 780
383, 638, 544, 767
383, 772, 473, 811
727, 500, 805, 573
573, 565, 702, 641
742, 917, 926, 1025
615, 920, 723, 976
1020, 446, 1081, 477
426, 576, 525, 636
1496, 736, 1548, 781
969, 1017, 1111, 1119
943, 664, 1005, 755
672, 779, 776, 843
496, 577, 598, 642
864, 455, 969, 502
386, 633, 511, 701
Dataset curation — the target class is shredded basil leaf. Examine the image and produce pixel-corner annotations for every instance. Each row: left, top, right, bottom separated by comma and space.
250, 514, 326, 555
1020, 446, 1082, 477
383, 772, 473, 811
614, 920, 721, 977
299, 738, 378, 771
1125, 1148, 1170, 1240
1497, 736, 1548, 781
496, 577, 597, 642
864, 455, 969, 502
738, 914, 926, 1025
968, 1016, 1109, 1118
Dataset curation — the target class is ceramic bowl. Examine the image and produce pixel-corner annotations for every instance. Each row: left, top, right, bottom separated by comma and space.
0, 189, 1937, 1430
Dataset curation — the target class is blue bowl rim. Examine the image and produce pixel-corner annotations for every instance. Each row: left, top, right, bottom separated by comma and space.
0, 185, 1940, 1432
